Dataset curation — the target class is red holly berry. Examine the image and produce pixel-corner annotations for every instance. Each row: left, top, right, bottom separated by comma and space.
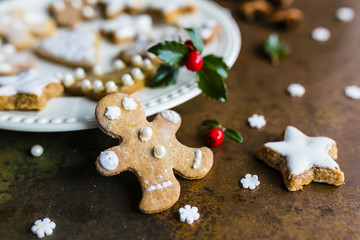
185, 51, 203, 71
184, 40, 195, 52
205, 128, 224, 147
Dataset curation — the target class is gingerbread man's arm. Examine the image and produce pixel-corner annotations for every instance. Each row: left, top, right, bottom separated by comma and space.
152, 110, 214, 179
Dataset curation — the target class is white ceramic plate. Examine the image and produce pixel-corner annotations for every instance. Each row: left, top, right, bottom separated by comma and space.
0, 0, 241, 132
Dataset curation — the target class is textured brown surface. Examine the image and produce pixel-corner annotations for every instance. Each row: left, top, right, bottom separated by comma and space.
0, 0, 360, 239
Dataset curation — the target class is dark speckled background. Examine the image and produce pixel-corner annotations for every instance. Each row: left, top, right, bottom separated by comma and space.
1, 0, 360, 239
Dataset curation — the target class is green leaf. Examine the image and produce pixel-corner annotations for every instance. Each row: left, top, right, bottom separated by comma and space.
148, 41, 189, 67
224, 129, 243, 143
196, 67, 227, 102
149, 64, 179, 87
202, 119, 221, 128
203, 55, 229, 78
264, 33, 291, 66
185, 28, 204, 53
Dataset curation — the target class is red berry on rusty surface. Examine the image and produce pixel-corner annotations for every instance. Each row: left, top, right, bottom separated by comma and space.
185, 51, 203, 71
205, 128, 224, 147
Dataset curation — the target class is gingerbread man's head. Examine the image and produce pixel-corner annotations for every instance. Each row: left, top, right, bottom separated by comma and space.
95, 93, 213, 213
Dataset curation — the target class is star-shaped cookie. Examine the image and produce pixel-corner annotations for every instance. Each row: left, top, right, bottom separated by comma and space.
256, 126, 344, 191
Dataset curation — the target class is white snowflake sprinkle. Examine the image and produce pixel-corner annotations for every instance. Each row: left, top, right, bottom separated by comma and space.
240, 174, 260, 190
248, 114, 266, 129
287, 83, 305, 97
336, 7, 355, 22
179, 205, 200, 224
345, 85, 360, 99
105, 106, 121, 120
31, 218, 56, 238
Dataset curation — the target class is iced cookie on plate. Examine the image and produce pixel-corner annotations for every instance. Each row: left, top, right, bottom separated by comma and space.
99, 0, 143, 19
0, 43, 37, 76
49, 0, 98, 28
0, 69, 63, 110
146, 0, 197, 23
256, 126, 344, 191
101, 14, 153, 44
37, 28, 100, 69
0, 10, 56, 50
59, 57, 156, 100
95, 93, 213, 213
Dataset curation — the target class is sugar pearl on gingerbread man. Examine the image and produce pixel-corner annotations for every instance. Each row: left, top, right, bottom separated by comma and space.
139, 127, 153, 142
154, 145, 166, 159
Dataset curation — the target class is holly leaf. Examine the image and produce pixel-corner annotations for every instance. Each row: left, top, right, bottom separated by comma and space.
185, 28, 204, 53
148, 41, 189, 67
202, 119, 221, 128
203, 55, 229, 78
149, 64, 179, 87
264, 34, 291, 66
224, 129, 243, 143
196, 67, 227, 102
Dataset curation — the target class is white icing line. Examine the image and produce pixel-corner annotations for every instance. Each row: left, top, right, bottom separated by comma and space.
146, 180, 172, 192
193, 149, 202, 169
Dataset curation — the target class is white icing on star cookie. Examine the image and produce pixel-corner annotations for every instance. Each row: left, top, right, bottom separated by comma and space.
312, 27, 330, 42
248, 114, 266, 129
122, 96, 137, 110
105, 105, 121, 120
161, 110, 180, 124
99, 150, 119, 170
265, 126, 339, 176
287, 83, 305, 97
345, 85, 360, 99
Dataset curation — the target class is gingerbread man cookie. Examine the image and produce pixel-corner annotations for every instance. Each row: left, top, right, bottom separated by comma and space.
37, 28, 100, 69
0, 69, 63, 110
0, 43, 37, 76
49, 0, 98, 28
95, 93, 213, 213
256, 126, 344, 191
0, 10, 56, 50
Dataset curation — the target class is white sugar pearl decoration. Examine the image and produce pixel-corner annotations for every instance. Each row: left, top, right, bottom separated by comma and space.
105, 80, 117, 93
31, 145, 44, 157
143, 58, 153, 70
99, 151, 119, 171
93, 80, 104, 93
154, 145, 166, 159
93, 65, 103, 76
345, 85, 360, 99
0, 63, 12, 74
122, 74, 134, 86
312, 27, 330, 42
75, 67, 85, 78
287, 83, 305, 97
131, 67, 144, 80
81, 79, 92, 91
139, 127, 153, 141
113, 59, 125, 70
132, 55, 143, 66
62, 73, 75, 87
336, 7, 355, 22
